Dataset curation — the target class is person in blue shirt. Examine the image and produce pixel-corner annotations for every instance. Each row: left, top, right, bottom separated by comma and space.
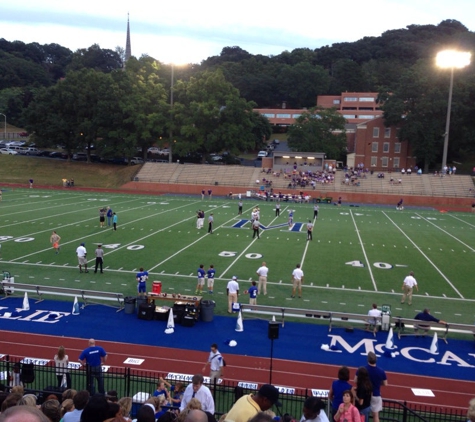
106, 207, 113, 226
196, 264, 205, 295
112, 212, 118, 231
247, 281, 258, 305
79, 338, 107, 394
207, 265, 216, 294
153, 378, 170, 402
136, 267, 149, 298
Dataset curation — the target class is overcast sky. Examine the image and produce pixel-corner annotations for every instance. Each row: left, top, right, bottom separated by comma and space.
1, 0, 474, 64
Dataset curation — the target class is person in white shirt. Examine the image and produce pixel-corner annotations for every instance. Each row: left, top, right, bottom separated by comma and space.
76, 242, 88, 273
180, 374, 215, 414
202, 343, 224, 381
299, 396, 329, 422
291, 264, 304, 298
226, 276, 239, 313
256, 262, 269, 295
366, 303, 382, 334
401, 271, 418, 305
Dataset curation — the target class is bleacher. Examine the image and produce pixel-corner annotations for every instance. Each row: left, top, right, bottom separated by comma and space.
133, 163, 475, 198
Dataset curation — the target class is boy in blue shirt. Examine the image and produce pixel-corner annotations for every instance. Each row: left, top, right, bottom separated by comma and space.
207, 265, 216, 294
136, 267, 149, 298
196, 264, 205, 295
246, 281, 258, 305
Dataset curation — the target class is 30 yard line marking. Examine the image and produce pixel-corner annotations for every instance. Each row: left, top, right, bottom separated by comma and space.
383, 211, 464, 299
349, 210, 377, 291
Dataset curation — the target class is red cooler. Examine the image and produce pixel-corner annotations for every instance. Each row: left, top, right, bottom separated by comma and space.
152, 281, 162, 294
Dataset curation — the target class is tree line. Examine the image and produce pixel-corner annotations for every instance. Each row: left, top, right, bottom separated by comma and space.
1, 19, 475, 167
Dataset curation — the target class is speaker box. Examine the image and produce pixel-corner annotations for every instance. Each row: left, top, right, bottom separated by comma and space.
138, 303, 154, 320
268, 322, 279, 339
182, 316, 196, 327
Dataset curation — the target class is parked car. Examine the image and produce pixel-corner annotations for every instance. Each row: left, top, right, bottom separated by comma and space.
72, 152, 87, 161
128, 157, 144, 165
147, 147, 161, 154
20, 147, 42, 156
257, 151, 267, 159
49, 151, 67, 159
0, 148, 18, 155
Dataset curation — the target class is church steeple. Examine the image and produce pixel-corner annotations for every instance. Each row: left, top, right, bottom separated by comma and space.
125, 13, 132, 64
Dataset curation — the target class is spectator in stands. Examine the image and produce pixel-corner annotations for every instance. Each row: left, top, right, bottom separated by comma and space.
224, 384, 281, 422
80, 394, 109, 422
19, 394, 38, 407
79, 338, 107, 394
0, 405, 50, 422
353, 367, 372, 422
329, 366, 352, 418
63, 390, 90, 422
177, 398, 203, 422
41, 399, 61, 422
357, 351, 387, 422
54, 345, 71, 389
117, 397, 133, 422
104, 402, 122, 422
414, 309, 447, 335
180, 375, 215, 415
1, 393, 22, 412
9, 362, 21, 387
299, 396, 329, 422
153, 378, 171, 403
467, 398, 475, 422
136, 404, 156, 422
60, 399, 75, 419
333, 390, 361, 422
62, 389, 77, 402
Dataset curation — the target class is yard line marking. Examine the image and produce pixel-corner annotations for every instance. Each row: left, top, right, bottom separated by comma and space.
414, 213, 475, 251
447, 213, 475, 229
349, 209, 377, 291
219, 206, 290, 279
383, 211, 464, 299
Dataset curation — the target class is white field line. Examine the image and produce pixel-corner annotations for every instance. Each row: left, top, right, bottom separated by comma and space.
218, 205, 290, 279
415, 213, 475, 252
447, 213, 475, 229
349, 209, 377, 291
0, 193, 83, 212
0, 196, 141, 231
300, 217, 313, 269
383, 211, 464, 299
9, 200, 201, 262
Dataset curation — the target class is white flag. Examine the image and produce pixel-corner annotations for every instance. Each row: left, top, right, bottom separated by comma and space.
235, 310, 244, 332
165, 308, 175, 334
22, 292, 30, 311
430, 332, 439, 355
385, 327, 394, 349
72, 296, 80, 315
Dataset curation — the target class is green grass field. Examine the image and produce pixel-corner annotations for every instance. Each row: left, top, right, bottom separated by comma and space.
1, 188, 474, 325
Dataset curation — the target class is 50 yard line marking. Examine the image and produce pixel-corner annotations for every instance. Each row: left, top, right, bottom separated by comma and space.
349, 210, 377, 290
383, 211, 464, 298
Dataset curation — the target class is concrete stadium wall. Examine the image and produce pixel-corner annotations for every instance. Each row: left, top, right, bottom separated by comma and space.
121, 181, 474, 212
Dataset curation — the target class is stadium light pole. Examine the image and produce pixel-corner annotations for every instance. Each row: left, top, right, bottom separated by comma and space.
0, 113, 6, 140
168, 63, 174, 164
436, 50, 471, 172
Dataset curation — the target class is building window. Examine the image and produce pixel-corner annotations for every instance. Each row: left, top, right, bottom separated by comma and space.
343, 115, 356, 119
358, 115, 374, 119
393, 157, 400, 168
292, 114, 301, 118
384, 128, 391, 138
276, 113, 291, 118
333, 99, 340, 105
372, 142, 378, 153
371, 156, 377, 167
381, 157, 388, 167
383, 142, 389, 153
344, 97, 358, 102
394, 143, 401, 153
263, 113, 275, 118
359, 97, 375, 102
373, 127, 379, 138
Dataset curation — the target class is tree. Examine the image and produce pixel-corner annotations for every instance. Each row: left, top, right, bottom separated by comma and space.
287, 107, 347, 159
68, 44, 122, 73
172, 69, 266, 158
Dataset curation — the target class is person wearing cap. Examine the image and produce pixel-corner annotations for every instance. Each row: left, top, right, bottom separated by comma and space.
226, 276, 239, 314
401, 271, 418, 305
94, 244, 104, 274
355, 352, 387, 422
76, 242, 88, 273
414, 308, 447, 335
224, 384, 280, 422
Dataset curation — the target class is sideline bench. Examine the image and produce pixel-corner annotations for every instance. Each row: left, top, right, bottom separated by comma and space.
0, 281, 125, 312
240, 304, 380, 334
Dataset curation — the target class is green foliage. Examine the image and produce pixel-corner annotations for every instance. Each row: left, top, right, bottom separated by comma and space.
287, 107, 347, 158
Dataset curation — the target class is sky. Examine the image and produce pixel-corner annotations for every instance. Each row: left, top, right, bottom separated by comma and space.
1, 0, 474, 64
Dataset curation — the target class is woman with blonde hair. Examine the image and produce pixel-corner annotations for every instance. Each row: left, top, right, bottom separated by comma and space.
54, 346, 71, 389
118, 397, 133, 422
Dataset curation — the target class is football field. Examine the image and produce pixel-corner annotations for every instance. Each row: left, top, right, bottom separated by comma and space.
1, 188, 474, 324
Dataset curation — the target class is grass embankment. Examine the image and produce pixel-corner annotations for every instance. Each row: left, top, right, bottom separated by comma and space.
0, 155, 139, 189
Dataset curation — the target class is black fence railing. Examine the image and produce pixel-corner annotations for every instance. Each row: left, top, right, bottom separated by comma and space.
0, 356, 467, 421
